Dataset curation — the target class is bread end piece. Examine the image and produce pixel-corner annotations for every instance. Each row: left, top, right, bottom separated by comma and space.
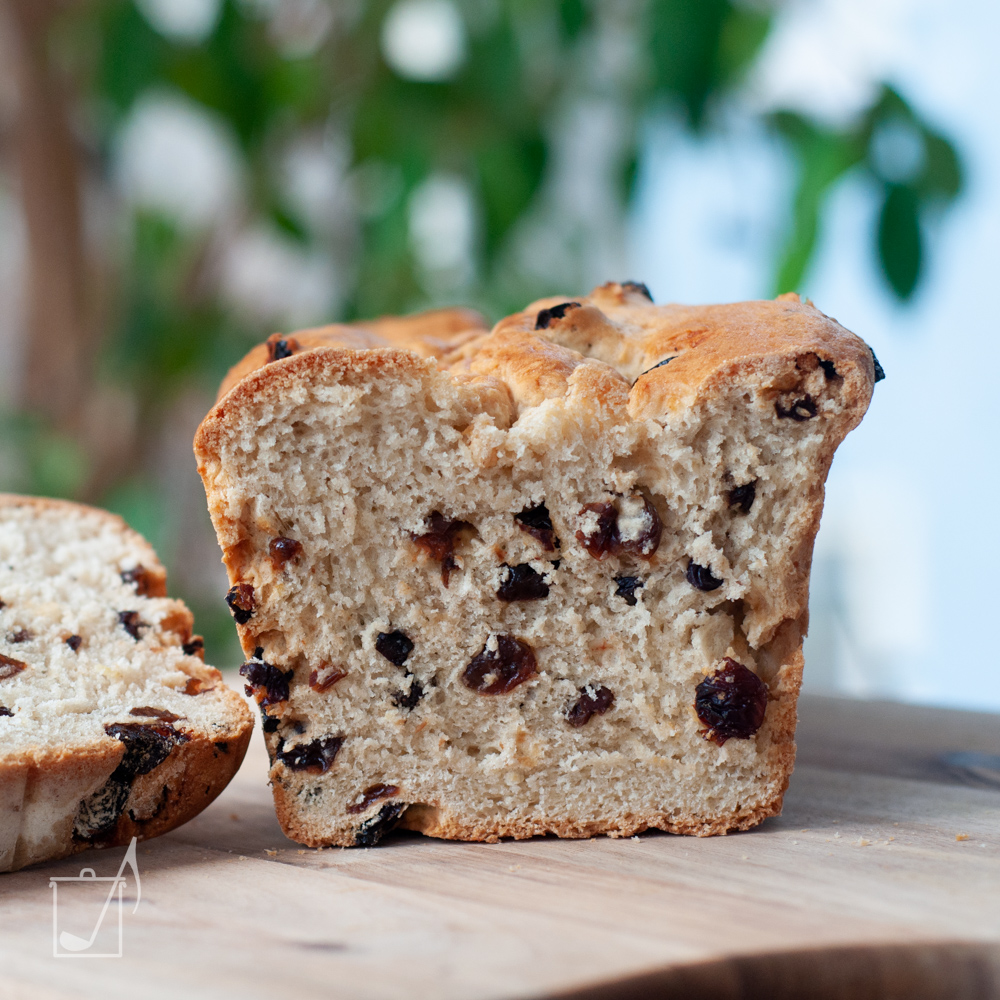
0, 495, 253, 872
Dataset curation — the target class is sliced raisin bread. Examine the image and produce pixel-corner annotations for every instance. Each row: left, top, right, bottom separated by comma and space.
195, 284, 876, 847
0, 495, 253, 872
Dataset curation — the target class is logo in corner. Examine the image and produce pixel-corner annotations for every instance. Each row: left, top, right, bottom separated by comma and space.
49, 837, 141, 958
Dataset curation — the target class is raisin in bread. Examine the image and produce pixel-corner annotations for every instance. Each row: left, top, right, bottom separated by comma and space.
195, 283, 876, 847
0, 495, 253, 872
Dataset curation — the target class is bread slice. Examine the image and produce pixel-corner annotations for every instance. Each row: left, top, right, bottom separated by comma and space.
0, 495, 253, 872
195, 285, 876, 847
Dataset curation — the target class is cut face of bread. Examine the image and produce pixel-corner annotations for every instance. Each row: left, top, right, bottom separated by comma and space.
195, 286, 875, 847
0, 495, 253, 872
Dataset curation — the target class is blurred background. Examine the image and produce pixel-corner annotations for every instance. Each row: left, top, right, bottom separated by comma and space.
0, 0, 993, 710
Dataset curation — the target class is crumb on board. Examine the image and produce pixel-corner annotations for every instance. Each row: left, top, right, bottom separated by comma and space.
855, 838, 871, 847
265, 849, 278, 857
230, 813, 240, 821
956, 833, 970, 841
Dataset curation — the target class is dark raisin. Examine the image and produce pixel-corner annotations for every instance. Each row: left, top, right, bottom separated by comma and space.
576, 502, 618, 560
120, 565, 160, 597
694, 658, 768, 745
686, 560, 723, 591
266, 333, 300, 362
0, 706, 12, 717
775, 395, 817, 421
183, 677, 207, 696
65, 634, 83, 652
622, 280, 653, 300
270, 536, 302, 569
355, 802, 407, 847
727, 481, 756, 515
182, 636, 204, 657
376, 630, 413, 667
411, 513, 471, 586
8, 629, 32, 643
535, 301, 580, 329
614, 576, 643, 606
818, 358, 839, 380
129, 707, 181, 722
261, 710, 279, 733
515, 503, 558, 551
636, 356, 677, 380
118, 611, 147, 641
0, 653, 27, 680
870, 348, 885, 382
275, 735, 344, 773
390, 676, 424, 711
105, 722, 189, 780
496, 563, 549, 602
566, 685, 615, 727
348, 783, 401, 815
577, 496, 660, 560
310, 665, 348, 692
240, 654, 294, 707
74, 778, 131, 841
616, 495, 662, 558
462, 635, 537, 695
225, 584, 256, 624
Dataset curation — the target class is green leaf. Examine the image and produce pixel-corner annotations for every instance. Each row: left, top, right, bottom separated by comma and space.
558, 0, 588, 40
771, 112, 864, 294
648, 0, 731, 126
475, 136, 546, 255
920, 133, 963, 200
717, 5, 771, 84
878, 183, 922, 300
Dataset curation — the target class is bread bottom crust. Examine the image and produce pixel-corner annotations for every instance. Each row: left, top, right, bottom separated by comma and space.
270, 650, 801, 849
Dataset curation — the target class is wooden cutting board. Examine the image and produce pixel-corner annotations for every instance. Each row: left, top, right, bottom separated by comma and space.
2, 694, 999, 1000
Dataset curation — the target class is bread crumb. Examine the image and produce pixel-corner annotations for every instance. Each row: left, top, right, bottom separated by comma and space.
855, 838, 870, 847
238, 855, 248, 861
956, 833, 970, 841
508, 864, 522, 872
741, 855, 748, 860
265, 849, 278, 857
297, 849, 307, 854
833, 832, 841, 839
229, 813, 240, 821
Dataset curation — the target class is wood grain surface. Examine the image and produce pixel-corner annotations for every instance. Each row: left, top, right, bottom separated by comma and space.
2, 693, 998, 1000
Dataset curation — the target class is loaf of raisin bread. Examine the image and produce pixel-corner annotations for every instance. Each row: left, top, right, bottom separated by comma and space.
195, 285, 877, 847
0, 495, 253, 872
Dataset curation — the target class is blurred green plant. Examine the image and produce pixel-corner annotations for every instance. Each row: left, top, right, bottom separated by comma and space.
773, 86, 963, 299
0, 0, 963, 665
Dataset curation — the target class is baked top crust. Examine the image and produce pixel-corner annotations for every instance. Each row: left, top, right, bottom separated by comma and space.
214, 284, 875, 425
217, 306, 489, 401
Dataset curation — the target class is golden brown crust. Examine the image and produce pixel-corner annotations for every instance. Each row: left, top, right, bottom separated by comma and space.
0, 494, 254, 872
216, 307, 488, 402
